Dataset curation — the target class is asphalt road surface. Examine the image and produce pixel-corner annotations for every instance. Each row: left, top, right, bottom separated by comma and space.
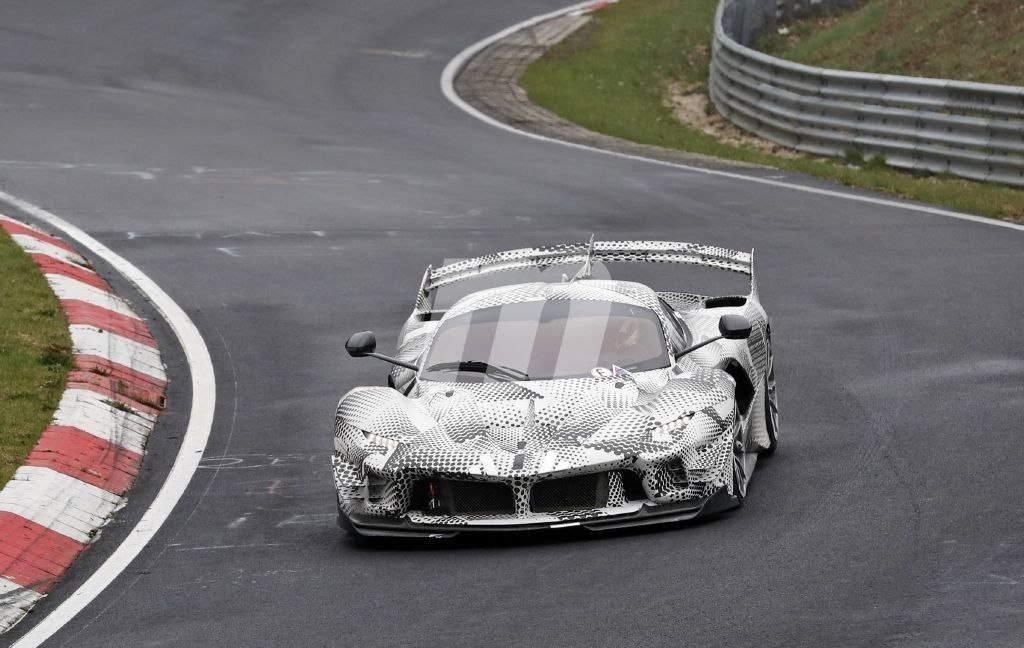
3, 1, 1023, 646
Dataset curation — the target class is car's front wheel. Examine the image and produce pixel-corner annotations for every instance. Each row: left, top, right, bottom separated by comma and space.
731, 419, 747, 505
760, 351, 779, 455
731, 457, 745, 506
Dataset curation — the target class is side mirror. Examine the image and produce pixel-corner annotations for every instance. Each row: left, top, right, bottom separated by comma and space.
718, 314, 752, 340
344, 331, 421, 371
675, 314, 754, 359
345, 331, 377, 357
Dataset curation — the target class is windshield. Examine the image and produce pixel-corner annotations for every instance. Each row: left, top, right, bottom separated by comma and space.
421, 300, 669, 382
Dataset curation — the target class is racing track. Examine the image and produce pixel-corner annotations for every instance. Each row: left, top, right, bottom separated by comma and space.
3, 1, 1023, 646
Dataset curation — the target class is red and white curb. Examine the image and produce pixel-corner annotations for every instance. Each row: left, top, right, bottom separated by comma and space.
0, 215, 166, 634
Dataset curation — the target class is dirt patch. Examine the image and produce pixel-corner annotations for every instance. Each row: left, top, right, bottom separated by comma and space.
663, 81, 803, 158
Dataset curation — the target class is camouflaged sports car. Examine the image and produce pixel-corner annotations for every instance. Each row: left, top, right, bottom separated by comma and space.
332, 240, 778, 537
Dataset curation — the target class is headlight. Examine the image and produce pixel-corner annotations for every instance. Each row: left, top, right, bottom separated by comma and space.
650, 412, 694, 443
363, 430, 401, 452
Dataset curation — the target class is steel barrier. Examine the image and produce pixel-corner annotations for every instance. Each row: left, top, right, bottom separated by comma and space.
709, 0, 1024, 186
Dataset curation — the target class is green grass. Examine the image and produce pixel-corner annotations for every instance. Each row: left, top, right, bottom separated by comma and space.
761, 0, 1024, 84
519, 0, 1024, 221
0, 229, 72, 487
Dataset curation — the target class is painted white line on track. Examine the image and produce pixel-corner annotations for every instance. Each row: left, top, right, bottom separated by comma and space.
439, 1, 1024, 233
0, 190, 216, 648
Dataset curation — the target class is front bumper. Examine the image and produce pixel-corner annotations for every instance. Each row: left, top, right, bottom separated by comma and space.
338, 485, 736, 538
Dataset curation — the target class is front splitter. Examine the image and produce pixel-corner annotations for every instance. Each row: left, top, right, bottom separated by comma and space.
340, 487, 736, 538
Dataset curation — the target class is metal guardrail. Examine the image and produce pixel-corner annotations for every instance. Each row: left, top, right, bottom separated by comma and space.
709, 0, 1024, 187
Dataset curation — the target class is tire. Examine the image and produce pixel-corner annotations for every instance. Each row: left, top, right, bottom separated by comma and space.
730, 413, 746, 506
731, 453, 745, 507
760, 351, 779, 455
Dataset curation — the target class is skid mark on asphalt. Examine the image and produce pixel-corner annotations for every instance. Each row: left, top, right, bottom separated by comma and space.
211, 244, 373, 258
0, 160, 163, 180
199, 453, 325, 469
0, 159, 450, 187
126, 231, 203, 240
235, 477, 320, 498
270, 229, 326, 237
106, 171, 156, 180
943, 574, 1021, 588
167, 543, 292, 552
162, 566, 323, 592
128, 230, 328, 241
276, 513, 335, 528
181, 168, 425, 186
359, 48, 432, 59
220, 231, 276, 238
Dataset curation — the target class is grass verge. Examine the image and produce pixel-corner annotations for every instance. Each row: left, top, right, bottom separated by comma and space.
759, 0, 1024, 85
0, 228, 72, 488
518, 0, 1024, 221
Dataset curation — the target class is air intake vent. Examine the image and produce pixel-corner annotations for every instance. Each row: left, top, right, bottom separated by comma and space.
530, 472, 610, 513
619, 470, 647, 501
665, 459, 689, 488
411, 479, 515, 516
704, 296, 747, 308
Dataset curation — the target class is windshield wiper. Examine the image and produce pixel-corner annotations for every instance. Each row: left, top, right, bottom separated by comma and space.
424, 360, 529, 381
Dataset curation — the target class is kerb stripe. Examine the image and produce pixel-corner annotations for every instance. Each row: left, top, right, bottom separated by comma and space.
61, 300, 158, 347
31, 254, 109, 291
0, 512, 87, 593
25, 426, 144, 494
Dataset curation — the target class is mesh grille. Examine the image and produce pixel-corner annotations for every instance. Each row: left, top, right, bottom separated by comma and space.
412, 479, 516, 516
530, 472, 610, 512
448, 480, 515, 515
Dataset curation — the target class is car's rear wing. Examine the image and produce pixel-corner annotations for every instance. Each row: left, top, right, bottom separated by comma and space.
414, 240, 757, 313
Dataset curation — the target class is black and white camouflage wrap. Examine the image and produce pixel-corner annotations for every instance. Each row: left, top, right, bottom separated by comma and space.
332, 242, 777, 533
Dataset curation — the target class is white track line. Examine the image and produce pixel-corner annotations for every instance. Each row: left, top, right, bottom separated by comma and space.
439, 1, 1024, 233
0, 191, 216, 648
